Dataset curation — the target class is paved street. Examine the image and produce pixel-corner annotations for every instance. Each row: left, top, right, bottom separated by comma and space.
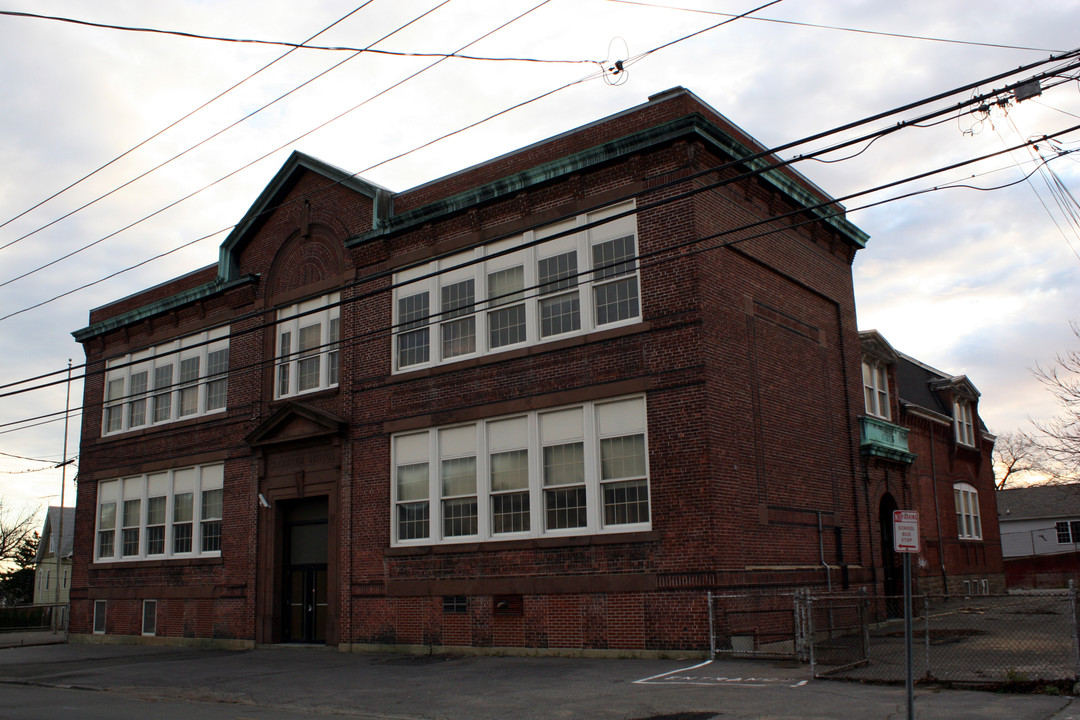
0, 637, 1077, 720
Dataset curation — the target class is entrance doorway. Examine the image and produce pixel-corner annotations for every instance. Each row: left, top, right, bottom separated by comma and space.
282, 496, 328, 643
879, 493, 902, 617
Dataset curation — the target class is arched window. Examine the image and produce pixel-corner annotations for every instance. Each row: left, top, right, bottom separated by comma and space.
954, 483, 982, 540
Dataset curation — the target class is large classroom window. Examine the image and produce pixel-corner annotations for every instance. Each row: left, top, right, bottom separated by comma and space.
393, 203, 640, 372
102, 327, 229, 436
391, 396, 649, 546
95, 463, 224, 562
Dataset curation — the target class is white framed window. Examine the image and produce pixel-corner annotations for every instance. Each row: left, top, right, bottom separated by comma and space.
954, 398, 976, 446
275, 293, 340, 398
142, 600, 157, 636
93, 600, 107, 634
102, 327, 229, 436
392, 202, 640, 372
391, 395, 650, 546
94, 464, 224, 563
1056, 520, 1080, 544
861, 359, 890, 420
954, 483, 982, 540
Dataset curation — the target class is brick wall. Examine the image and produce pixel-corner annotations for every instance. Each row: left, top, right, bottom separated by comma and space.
70, 91, 876, 650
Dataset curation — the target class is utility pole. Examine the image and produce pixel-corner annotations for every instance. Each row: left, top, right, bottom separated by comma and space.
52, 359, 72, 634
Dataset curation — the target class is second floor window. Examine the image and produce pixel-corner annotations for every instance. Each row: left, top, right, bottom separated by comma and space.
276, 293, 340, 399
861, 359, 890, 420
393, 203, 640, 372
954, 398, 976, 446
102, 327, 229, 436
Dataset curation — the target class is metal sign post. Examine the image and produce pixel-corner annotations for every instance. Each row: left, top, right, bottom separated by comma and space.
893, 510, 920, 720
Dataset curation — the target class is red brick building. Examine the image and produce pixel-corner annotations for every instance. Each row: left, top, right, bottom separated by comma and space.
859, 331, 1004, 602
70, 87, 914, 651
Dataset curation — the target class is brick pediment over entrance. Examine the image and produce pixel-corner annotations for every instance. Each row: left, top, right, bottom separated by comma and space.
245, 402, 346, 448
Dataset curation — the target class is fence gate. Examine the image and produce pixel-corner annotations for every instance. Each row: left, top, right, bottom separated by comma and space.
707, 592, 799, 660
795, 591, 871, 676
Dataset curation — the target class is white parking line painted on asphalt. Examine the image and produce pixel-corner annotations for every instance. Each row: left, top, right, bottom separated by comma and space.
635, 660, 808, 688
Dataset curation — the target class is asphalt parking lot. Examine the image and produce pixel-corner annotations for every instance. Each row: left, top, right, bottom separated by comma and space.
0, 637, 1077, 720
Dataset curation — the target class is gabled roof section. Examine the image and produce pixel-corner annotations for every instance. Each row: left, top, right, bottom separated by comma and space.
33, 507, 76, 563
858, 330, 986, 426
998, 483, 1080, 521
859, 329, 900, 364
218, 151, 391, 283
245, 401, 347, 448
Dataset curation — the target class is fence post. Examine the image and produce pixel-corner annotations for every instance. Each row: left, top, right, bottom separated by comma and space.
924, 595, 931, 680
861, 589, 869, 664
707, 591, 715, 659
1070, 580, 1080, 679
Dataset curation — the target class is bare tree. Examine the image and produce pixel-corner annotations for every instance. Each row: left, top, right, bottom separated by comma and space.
1031, 323, 1080, 480
0, 496, 39, 563
993, 431, 1056, 489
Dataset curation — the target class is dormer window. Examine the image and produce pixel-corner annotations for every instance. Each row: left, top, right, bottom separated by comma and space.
953, 398, 976, 446
862, 359, 890, 420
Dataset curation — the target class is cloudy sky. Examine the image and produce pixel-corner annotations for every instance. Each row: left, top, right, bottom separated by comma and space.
2, 0, 1080, 516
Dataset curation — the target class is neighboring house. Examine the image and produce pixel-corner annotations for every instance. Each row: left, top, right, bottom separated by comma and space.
33, 507, 77, 608
859, 331, 1004, 600
997, 483, 1080, 588
70, 86, 923, 651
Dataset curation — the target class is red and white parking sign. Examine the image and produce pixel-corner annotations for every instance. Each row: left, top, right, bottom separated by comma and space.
893, 510, 920, 553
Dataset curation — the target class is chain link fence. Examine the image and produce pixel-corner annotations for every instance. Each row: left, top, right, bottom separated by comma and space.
807, 589, 1080, 686
706, 589, 1080, 687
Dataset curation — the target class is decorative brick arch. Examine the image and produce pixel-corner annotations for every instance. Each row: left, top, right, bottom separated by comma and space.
267, 220, 349, 298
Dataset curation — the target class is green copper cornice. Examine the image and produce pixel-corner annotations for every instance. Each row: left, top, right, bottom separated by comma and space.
72, 274, 258, 343
347, 113, 868, 249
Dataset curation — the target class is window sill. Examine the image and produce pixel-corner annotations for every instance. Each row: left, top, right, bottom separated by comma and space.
270, 385, 339, 405
385, 529, 659, 556
90, 556, 223, 570
97, 409, 229, 442
391, 321, 651, 381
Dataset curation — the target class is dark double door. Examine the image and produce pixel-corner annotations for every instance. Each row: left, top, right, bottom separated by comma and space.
282, 497, 328, 643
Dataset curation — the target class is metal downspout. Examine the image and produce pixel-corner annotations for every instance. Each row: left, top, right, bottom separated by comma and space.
929, 424, 949, 596
818, 511, 832, 593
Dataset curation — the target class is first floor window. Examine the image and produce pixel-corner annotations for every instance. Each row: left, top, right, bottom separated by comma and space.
392, 396, 649, 545
142, 600, 157, 636
1056, 520, 1080, 544
201, 488, 223, 552
95, 464, 224, 562
93, 601, 107, 634
954, 483, 982, 540
97, 501, 116, 558
122, 498, 141, 557
146, 495, 166, 555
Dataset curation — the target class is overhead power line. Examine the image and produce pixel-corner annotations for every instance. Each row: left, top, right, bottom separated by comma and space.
2, 47, 1078, 393
0, 1, 575, 295
1, 113, 1076, 436
0, 0, 458, 263
1, 133, 1075, 439
602, 0, 1065, 54
0, 2, 375, 238
0, 9, 597, 64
